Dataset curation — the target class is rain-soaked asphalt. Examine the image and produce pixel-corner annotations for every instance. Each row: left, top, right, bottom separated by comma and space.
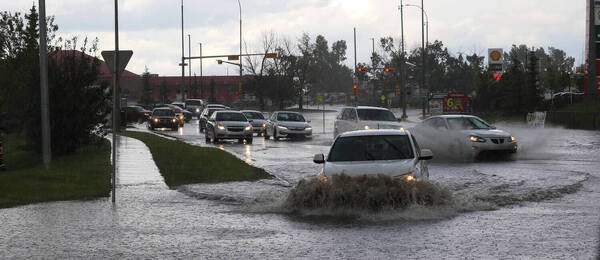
1, 106, 599, 258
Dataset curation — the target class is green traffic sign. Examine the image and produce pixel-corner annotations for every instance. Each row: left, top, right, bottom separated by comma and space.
317, 95, 322, 102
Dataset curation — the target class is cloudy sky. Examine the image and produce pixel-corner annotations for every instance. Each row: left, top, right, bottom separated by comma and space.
2, 0, 586, 76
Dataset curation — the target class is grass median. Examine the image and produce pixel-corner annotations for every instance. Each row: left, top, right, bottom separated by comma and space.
121, 131, 271, 188
0, 134, 111, 209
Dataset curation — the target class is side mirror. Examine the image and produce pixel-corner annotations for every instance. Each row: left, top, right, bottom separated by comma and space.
419, 149, 433, 160
313, 154, 325, 164
307, 120, 311, 123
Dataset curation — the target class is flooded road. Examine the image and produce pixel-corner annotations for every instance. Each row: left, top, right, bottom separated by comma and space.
1, 107, 599, 258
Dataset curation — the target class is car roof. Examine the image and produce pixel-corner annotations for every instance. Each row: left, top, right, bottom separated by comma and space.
274, 111, 301, 114
338, 129, 408, 138
152, 108, 172, 111
340, 106, 390, 111
240, 110, 262, 113
428, 114, 478, 119
214, 110, 242, 114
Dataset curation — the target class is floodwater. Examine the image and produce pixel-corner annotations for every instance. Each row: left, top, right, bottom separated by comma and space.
1, 107, 599, 258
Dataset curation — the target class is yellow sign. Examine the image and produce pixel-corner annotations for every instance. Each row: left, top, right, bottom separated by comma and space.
228, 55, 239, 61
380, 95, 386, 103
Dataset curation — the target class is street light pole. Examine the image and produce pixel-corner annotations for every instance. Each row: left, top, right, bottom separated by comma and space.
180, 0, 185, 102
111, 0, 120, 203
188, 34, 192, 93
399, 0, 407, 119
237, 0, 243, 99
403, 3, 429, 118
199, 43, 203, 99
39, 0, 51, 169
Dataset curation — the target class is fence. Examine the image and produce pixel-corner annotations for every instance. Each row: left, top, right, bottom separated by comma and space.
546, 111, 600, 130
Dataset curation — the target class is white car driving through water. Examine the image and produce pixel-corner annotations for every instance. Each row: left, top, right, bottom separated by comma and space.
411, 115, 517, 160
313, 129, 433, 181
333, 106, 403, 138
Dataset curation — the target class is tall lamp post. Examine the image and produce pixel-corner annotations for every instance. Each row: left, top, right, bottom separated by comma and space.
237, 0, 243, 98
180, 0, 185, 102
402, 2, 428, 117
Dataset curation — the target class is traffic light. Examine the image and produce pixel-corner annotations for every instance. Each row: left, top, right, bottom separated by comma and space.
384, 67, 395, 73
395, 85, 401, 95
357, 67, 369, 72
353, 84, 358, 97
429, 91, 434, 99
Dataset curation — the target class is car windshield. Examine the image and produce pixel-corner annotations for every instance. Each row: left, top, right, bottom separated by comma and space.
328, 135, 414, 162
357, 109, 396, 121
243, 112, 264, 120
152, 109, 174, 116
447, 117, 491, 130
185, 100, 202, 106
216, 112, 247, 121
277, 113, 305, 122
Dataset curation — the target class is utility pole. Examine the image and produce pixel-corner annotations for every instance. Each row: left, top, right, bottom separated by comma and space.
180, 0, 185, 102
39, 0, 51, 169
354, 27, 358, 106
199, 43, 203, 99
188, 34, 191, 94
421, 0, 426, 117
400, 0, 407, 119
111, 0, 120, 203
238, 0, 243, 100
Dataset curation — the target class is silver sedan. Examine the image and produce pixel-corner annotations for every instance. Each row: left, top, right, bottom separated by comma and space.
264, 111, 312, 140
205, 111, 254, 144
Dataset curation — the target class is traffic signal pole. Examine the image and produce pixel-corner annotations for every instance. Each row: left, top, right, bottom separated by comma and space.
399, 0, 407, 119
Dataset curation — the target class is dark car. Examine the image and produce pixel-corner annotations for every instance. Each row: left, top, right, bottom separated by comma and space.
123, 105, 151, 123
185, 99, 206, 118
148, 108, 180, 130
199, 107, 225, 132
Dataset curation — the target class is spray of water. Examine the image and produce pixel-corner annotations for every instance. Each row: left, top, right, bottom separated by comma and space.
284, 174, 453, 213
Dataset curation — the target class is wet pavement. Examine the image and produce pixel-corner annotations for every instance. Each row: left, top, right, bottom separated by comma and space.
1, 106, 600, 258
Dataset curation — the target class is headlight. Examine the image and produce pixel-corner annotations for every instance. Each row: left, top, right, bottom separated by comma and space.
217, 125, 225, 130
262, 123, 266, 128
469, 135, 486, 142
510, 136, 516, 142
395, 173, 415, 182
153, 118, 159, 123
399, 127, 404, 130
171, 118, 177, 123
364, 125, 370, 130
196, 108, 200, 112
244, 125, 252, 131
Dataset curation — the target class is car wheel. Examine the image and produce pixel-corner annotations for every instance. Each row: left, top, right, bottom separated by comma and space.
205, 133, 210, 143
264, 129, 270, 139
247, 138, 253, 144
238, 138, 244, 144
274, 129, 280, 141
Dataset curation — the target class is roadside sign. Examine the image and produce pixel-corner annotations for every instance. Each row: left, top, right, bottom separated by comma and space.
317, 95, 322, 102
380, 95, 386, 103
488, 48, 503, 64
101, 50, 133, 76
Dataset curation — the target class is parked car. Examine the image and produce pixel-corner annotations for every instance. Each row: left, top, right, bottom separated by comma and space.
122, 105, 151, 123
313, 129, 432, 181
184, 99, 206, 118
205, 111, 253, 144
333, 106, 403, 138
148, 108, 180, 130
241, 110, 268, 136
410, 115, 518, 160
199, 107, 225, 132
264, 111, 312, 140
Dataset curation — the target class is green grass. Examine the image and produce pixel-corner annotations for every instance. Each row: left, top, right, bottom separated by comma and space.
0, 134, 111, 209
120, 131, 271, 188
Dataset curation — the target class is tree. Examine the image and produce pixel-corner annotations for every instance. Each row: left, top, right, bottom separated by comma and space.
139, 67, 153, 106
